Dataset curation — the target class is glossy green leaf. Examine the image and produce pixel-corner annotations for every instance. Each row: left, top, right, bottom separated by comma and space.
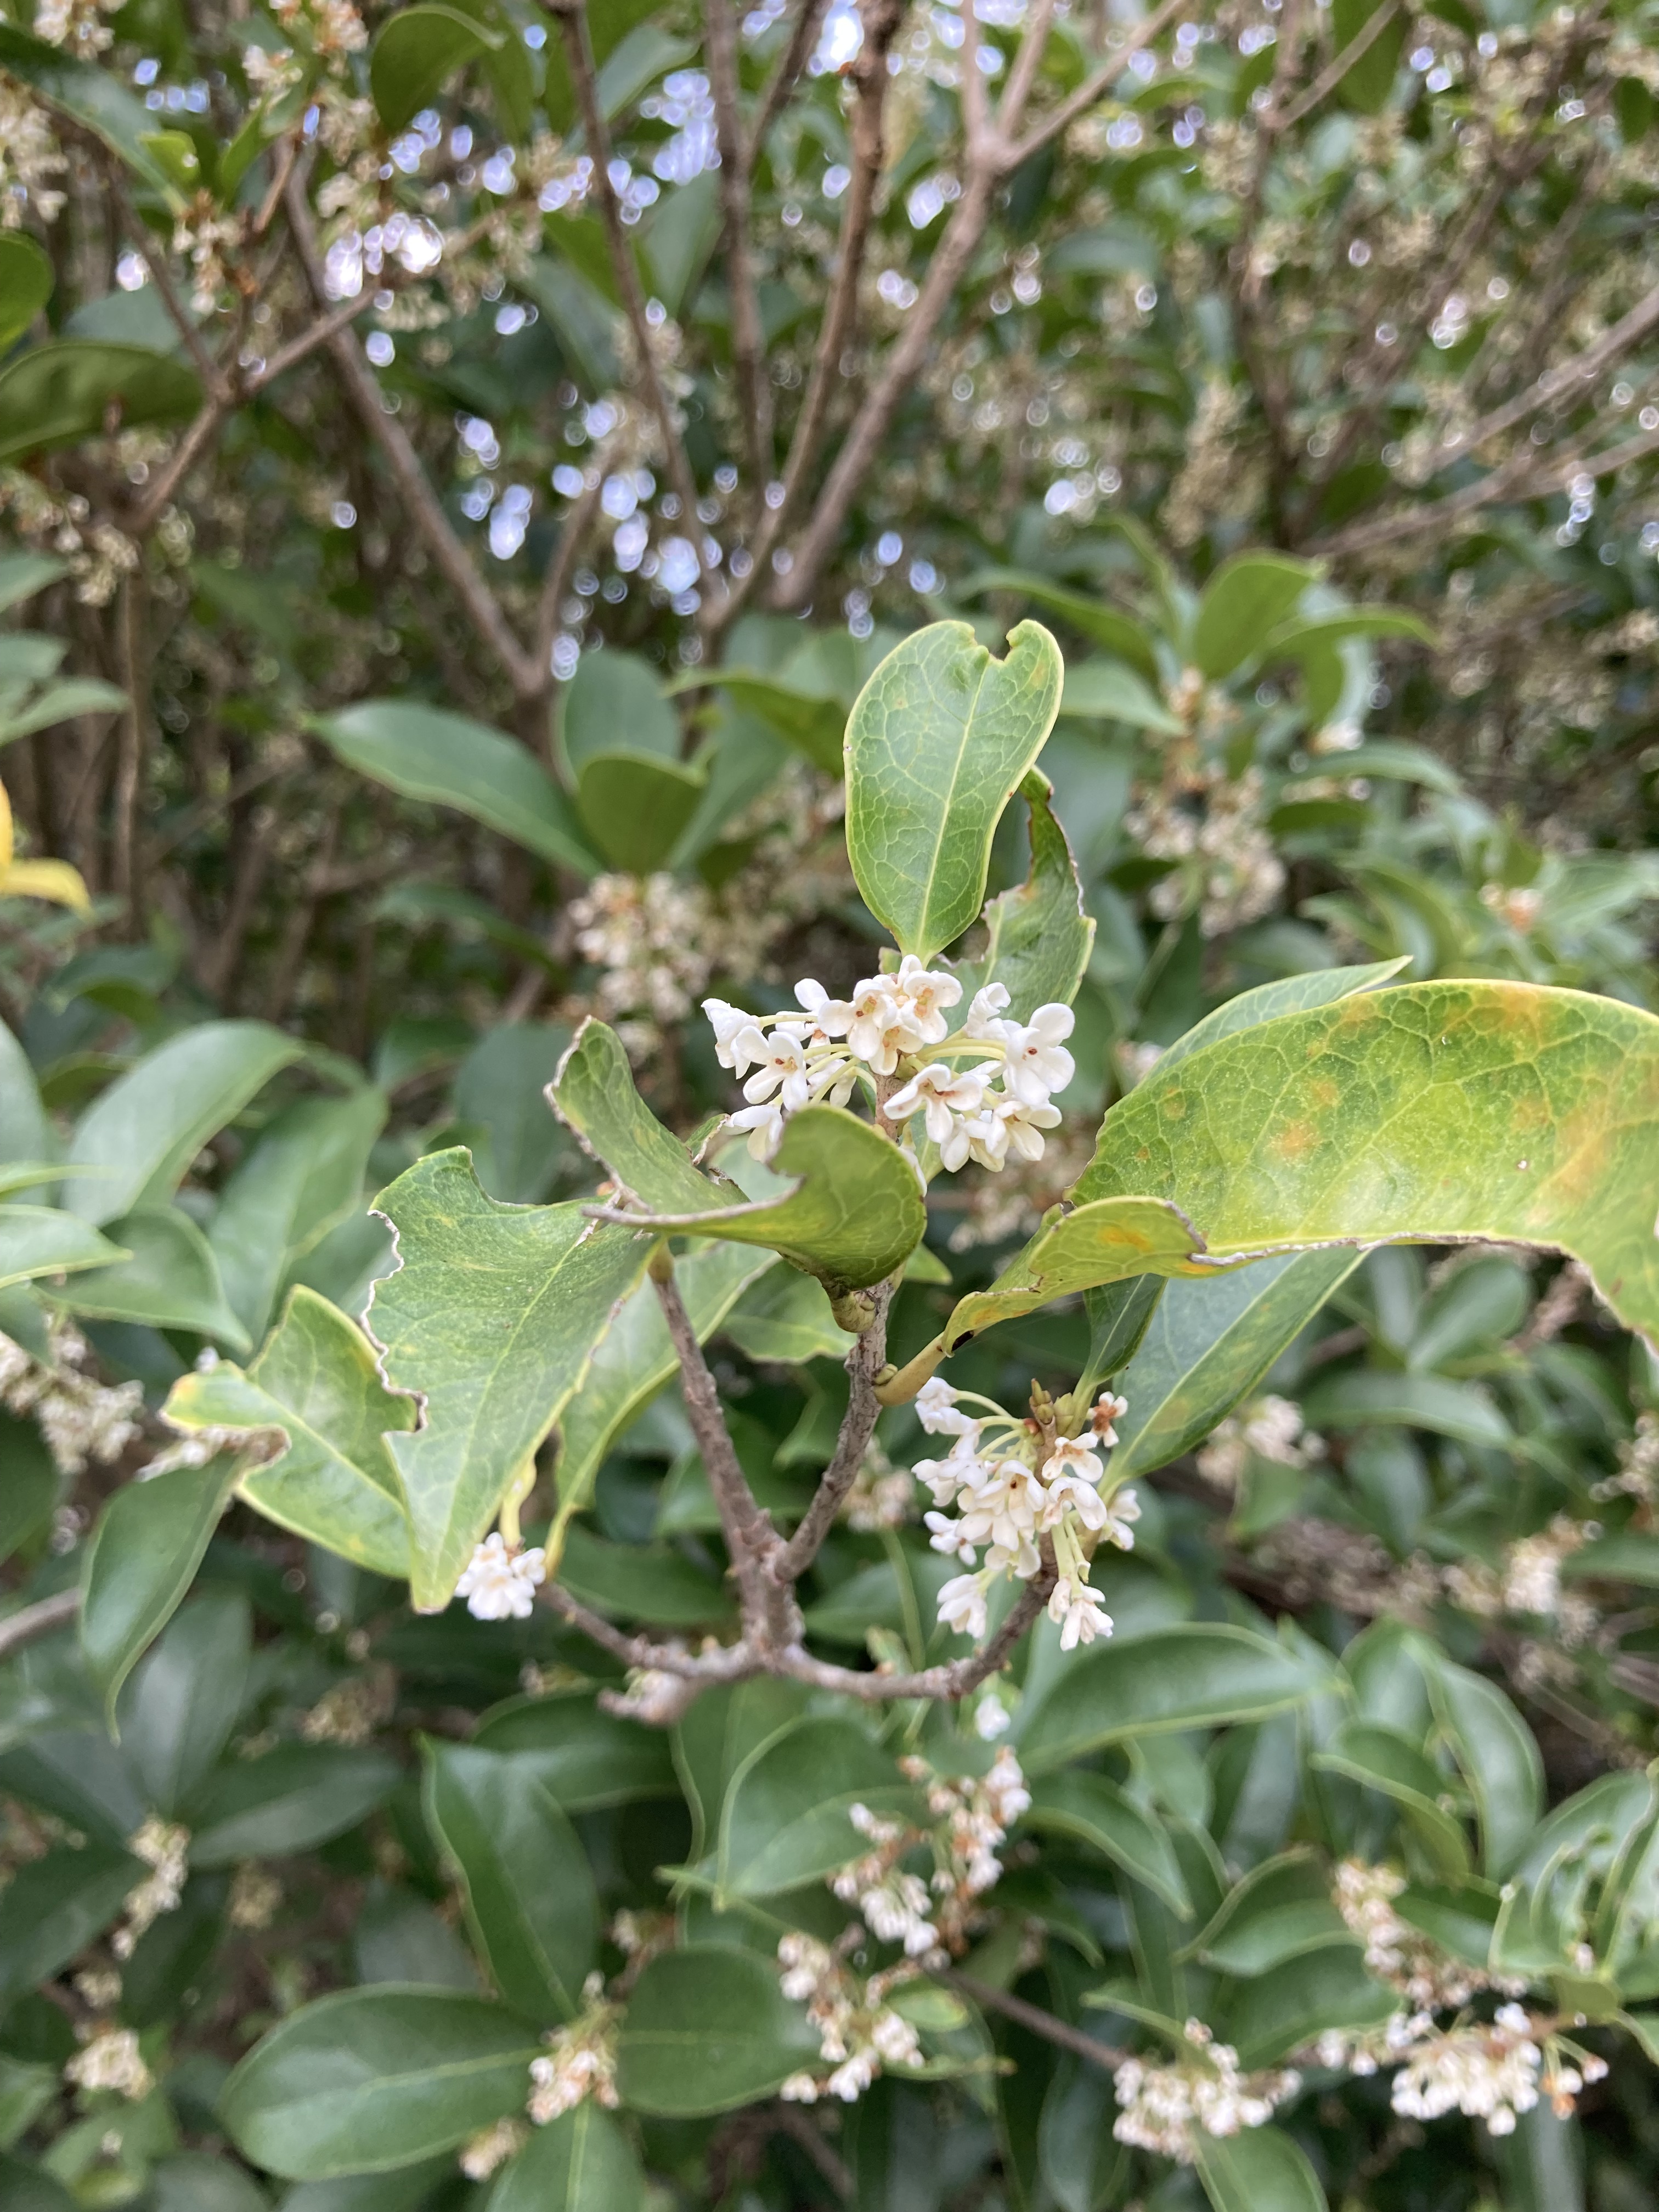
210, 1090, 387, 1344
0, 1017, 49, 1172
47, 1206, 250, 1348
556, 1523, 730, 1627
1426, 1656, 1543, 1882
453, 1024, 574, 1204
221, 1989, 540, 2179
0, 339, 199, 464
845, 619, 1063, 961
560, 646, 679, 775
1107, 1252, 1361, 1480
1332, 0, 1407, 109
1022, 1771, 1192, 1916
1194, 2124, 1329, 2212
1074, 982, 1659, 1351
80, 1453, 240, 1725
0, 2053, 55, 2151
118, 1590, 250, 1818
0, 1409, 56, 1566
575, 750, 707, 874
1311, 1719, 1471, 1879
488, 2104, 646, 2212
0, 554, 64, 615
957, 568, 1160, 680
720, 1266, 853, 1364
164, 1287, 416, 1579
190, 1745, 402, 1866
716, 1716, 916, 1899
667, 666, 844, 772
1300, 1368, 1512, 1448
553, 1016, 736, 1215
0, 1204, 126, 1291
0, 234, 52, 355
551, 1242, 775, 1533
0, 2156, 77, 2212
0, 674, 126, 744
962, 769, 1096, 1023
1155, 960, 1412, 1075
1227, 1941, 1393, 2066
1058, 657, 1183, 732
65, 1020, 302, 1226
369, 1149, 650, 1609
1192, 1853, 1347, 1975
1192, 554, 1317, 680
673, 1675, 810, 1862
370, 3, 500, 134
313, 701, 599, 875
0, 1843, 141, 2010
472, 1692, 678, 1809
1017, 1626, 1322, 1775
422, 1743, 599, 2024
0, 22, 181, 202
614, 1946, 821, 2115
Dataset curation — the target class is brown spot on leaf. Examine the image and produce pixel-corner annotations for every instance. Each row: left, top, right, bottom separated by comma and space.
1308, 1077, 1340, 1113
1162, 1092, 1188, 1122
1272, 1120, 1320, 1165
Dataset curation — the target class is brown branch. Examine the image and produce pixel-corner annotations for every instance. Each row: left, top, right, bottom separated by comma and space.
282, 173, 540, 698
771, 1278, 895, 1581
1269, 0, 1400, 134
938, 1970, 1128, 2070
706, 0, 775, 493
539, 1579, 757, 1679
109, 173, 229, 400
774, 1564, 1056, 1702
129, 397, 235, 537
745, 0, 830, 172
1432, 275, 1659, 473
551, 1, 711, 580
0, 1587, 81, 1661
1005, 0, 1186, 166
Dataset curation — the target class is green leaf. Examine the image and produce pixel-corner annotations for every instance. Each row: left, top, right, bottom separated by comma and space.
0, 1410, 57, 1567
666, 667, 844, 773
453, 1025, 574, 1205
0, 234, 52, 355
117, 1590, 250, 1818
1227, 1942, 1392, 2066
1194, 2125, 1329, 2212
1107, 1252, 1360, 1481
48, 1206, 251, 1348
1017, 1626, 1321, 1775
210, 1090, 387, 1344
0, 555, 65, 616
1155, 960, 1413, 1076
556, 1026, 927, 1292
614, 1946, 822, 2115
190, 1745, 402, 1866
163, 1287, 416, 1580
370, 3, 501, 135
473, 1692, 678, 1809
642, 166, 721, 317
720, 1267, 853, 1364
957, 568, 1161, 681
1192, 554, 1317, 680
0, 25, 184, 203
1311, 1719, 1471, 1880
65, 1019, 303, 1226
716, 1716, 916, 1899
1300, 1368, 1513, 1449
421, 1743, 599, 2024
80, 1453, 240, 1725
0, 339, 199, 465
313, 702, 599, 876
551, 1242, 775, 1531
961, 769, 1096, 1023
557, 1523, 730, 1628
1073, 982, 1659, 1352
1263, 607, 1436, 654
487, 2104, 647, 2212
1332, 0, 1407, 110
221, 1989, 540, 2179
673, 1675, 809, 1861
575, 750, 707, 874
1022, 1772, 1192, 1917
1426, 1657, 1543, 1883
0, 1204, 127, 1291
0, 1844, 142, 2010
0, 675, 127, 745
0, 2053, 55, 2151
1192, 1853, 1348, 1975
1058, 657, 1183, 733
0, 2156, 77, 2212
369, 1150, 651, 1610
845, 620, 1063, 962
560, 648, 679, 775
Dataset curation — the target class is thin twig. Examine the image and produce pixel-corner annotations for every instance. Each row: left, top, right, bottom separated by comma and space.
112, 574, 146, 932
129, 397, 234, 536
773, 1566, 1056, 1702
283, 174, 540, 697
551, 1, 712, 579
540, 1579, 757, 1679
0, 1588, 81, 1662
1431, 275, 1659, 471
1005, 0, 1186, 166
1269, 0, 1401, 133
109, 172, 230, 400
745, 0, 830, 171
706, 0, 775, 492
533, 464, 609, 686
938, 1970, 1128, 2070
771, 1278, 894, 1581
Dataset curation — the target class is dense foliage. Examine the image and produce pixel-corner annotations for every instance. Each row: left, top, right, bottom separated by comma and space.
1, 0, 1658, 2208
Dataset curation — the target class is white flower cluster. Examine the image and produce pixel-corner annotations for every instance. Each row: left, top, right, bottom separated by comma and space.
0, 1324, 144, 1476
914, 1380, 1135, 1649
456, 1533, 546, 1621
704, 967, 1074, 1166
1333, 1859, 1521, 2013
777, 1931, 924, 2104
527, 1974, 620, 2123
65, 2027, 152, 2101
459, 2118, 528, 2179
1196, 1392, 1322, 1492
113, 1816, 189, 1959
228, 1863, 282, 1931
1113, 2019, 1301, 2162
1389, 2007, 1561, 2136
1502, 1513, 1588, 1620
1128, 764, 1285, 939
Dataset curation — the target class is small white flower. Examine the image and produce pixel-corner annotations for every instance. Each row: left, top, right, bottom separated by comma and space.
962, 1094, 1062, 1170
1090, 1390, 1129, 1444
1003, 1002, 1076, 1105
916, 1377, 978, 1437
924, 1509, 977, 1562
1101, 1485, 1141, 1550
914, 1432, 988, 1505
1041, 1435, 1105, 1487
1048, 1576, 1112, 1650
795, 977, 856, 1035
845, 977, 924, 1073
883, 1060, 996, 1150
891, 953, 962, 1042
974, 1690, 1012, 1739
725, 1099, 786, 1159
961, 980, 1012, 1040
456, 1533, 546, 1621
742, 1028, 811, 1110
938, 1571, 990, 1639
703, 997, 757, 1070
